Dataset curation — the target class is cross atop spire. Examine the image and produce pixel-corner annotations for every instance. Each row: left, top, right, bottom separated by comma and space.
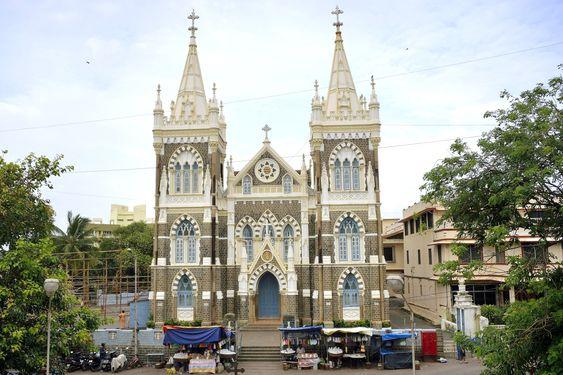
331, 5, 343, 31
188, 9, 199, 37
262, 124, 272, 144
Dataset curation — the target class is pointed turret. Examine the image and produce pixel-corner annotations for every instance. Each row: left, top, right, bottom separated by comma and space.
324, 6, 362, 118
172, 9, 208, 123
153, 84, 165, 128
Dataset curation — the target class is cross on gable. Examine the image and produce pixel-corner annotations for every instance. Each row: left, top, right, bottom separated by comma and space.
188, 9, 199, 37
332, 5, 343, 30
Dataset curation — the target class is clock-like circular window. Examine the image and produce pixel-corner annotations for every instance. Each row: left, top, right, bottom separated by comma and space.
261, 250, 273, 262
254, 158, 280, 183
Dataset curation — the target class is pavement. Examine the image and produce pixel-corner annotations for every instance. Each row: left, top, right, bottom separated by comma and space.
388, 297, 437, 330
73, 357, 484, 374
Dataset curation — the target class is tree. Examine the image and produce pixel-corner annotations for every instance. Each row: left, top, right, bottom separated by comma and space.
0, 239, 100, 374
53, 211, 98, 302
99, 221, 153, 275
421, 72, 563, 374
0, 151, 72, 249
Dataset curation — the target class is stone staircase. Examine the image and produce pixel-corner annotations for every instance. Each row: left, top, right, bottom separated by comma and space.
238, 346, 280, 362
238, 324, 281, 362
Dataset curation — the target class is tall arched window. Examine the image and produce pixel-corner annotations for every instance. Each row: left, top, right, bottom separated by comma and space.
343, 273, 359, 307
283, 225, 294, 262
352, 159, 360, 190
343, 159, 351, 190
175, 162, 182, 193
283, 175, 292, 194
192, 162, 199, 193
334, 160, 342, 190
339, 217, 360, 262
177, 275, 194, 308
243, 175, 252, 194
176, 221, 197, 263
243, 225, 253, 260
183, 162, 191, 193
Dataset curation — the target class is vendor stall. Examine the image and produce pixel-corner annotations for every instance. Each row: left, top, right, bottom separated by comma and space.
380, 332, 416, 370
278, 326, 323, 370
322, 327, 375, 369
163, 325, 237, 374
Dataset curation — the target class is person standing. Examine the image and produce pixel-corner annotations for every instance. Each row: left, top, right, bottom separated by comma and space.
118, 310, 127, 329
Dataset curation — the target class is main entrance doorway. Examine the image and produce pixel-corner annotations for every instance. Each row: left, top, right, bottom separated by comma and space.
257, 272, 280, 319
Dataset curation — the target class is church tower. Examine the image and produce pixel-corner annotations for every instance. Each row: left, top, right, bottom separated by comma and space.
309, 6, 387, 323
151, 10, 227, 325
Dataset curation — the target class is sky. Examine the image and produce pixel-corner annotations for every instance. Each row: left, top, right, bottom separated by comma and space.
1, 0, 562, 229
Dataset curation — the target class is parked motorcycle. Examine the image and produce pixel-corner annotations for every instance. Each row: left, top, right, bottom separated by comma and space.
101, 350, 117, 372
110, 347, 128, 373
88, 351, 102, 372
127, 354, 143, 369
64, 351, 83, 373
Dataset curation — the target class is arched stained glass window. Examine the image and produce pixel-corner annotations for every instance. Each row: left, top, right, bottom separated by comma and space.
352, 159, 360, 190
175, 163, 181, 193
339, 217, 360, 262
192, 162, 199, 193
334, 160, 342, 190
183, 162, 191, 193
176, 221, 196, 263
243, 175, 252, 194
283, 175, 292, 194
243, 225, 253, 260
343, 273, 359, 307
177, 275, 194, 308
283, 225, 294, 262
343, 159, 351, 190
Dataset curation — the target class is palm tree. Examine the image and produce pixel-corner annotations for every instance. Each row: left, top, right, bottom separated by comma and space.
53, 211, 98, 302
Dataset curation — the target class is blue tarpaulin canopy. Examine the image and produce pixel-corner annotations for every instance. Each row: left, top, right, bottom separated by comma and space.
278, 325, 323, 333
163, 325, 225, 345
381, 332, 414, 341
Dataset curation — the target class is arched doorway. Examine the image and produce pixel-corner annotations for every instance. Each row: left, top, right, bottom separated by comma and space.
257, 272, 280, 319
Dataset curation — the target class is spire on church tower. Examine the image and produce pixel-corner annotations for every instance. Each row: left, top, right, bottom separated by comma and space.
325, 6, 362, 119
153, 84, 164, 128
173, 9, 208, 123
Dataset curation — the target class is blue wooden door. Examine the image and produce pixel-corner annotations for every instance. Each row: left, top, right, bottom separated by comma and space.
258, 272, 280, 318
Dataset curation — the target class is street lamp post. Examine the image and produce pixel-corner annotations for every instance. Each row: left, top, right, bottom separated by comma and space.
44, 278, 60, 375
387, 275, 415, 375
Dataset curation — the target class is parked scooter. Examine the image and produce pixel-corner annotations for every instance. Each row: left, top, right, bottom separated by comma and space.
88, 351, 102, 372
64, 351, 83, 372
110, 347, 128, 373
101, 350, 117, 372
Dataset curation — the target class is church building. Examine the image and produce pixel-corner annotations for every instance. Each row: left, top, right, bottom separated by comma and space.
150, 7, 389, 327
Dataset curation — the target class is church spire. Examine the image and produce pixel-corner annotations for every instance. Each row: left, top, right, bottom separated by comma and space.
173, 9, 208, 123
325, 6, 361, 118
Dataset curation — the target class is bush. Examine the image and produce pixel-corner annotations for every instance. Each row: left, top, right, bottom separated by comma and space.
382, 320, 392, 328
480, 305, 507, 325
163, 319, 202, 327
333, 319, 371, 328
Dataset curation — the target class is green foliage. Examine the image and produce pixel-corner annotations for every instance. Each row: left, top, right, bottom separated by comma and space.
0, 239, 100, 374
332, 319, 371, 328
381, 320, 392, 328
454, 331, 476, 352
480, 305, 507, 325
163, 319, 203, 327
0, 151, 72, 249
53, 211, 98, 272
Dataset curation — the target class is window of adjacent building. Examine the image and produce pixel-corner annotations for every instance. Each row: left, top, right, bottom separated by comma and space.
243, 225, 253, 260
283, 175, 292, 194
428, 248, 433, 265
406, 250, 410, 264
283, 225, 293, 262
417, 249, 421, 264
415, 217, 420, 232
437, 245, 442, 263
409, 219, 414, 234
495, 248, 506, 263
404, 222, 409, 236
177, 275, 194, 308
384, 247, 395, 263
343, 273, 359, 307
338, 217, 361, 261
526, 210, 545, 222
242, 175, 252, 194
427, 211, 434, 229
451, 283, 497, 306
522, 243, 547, 263
459, 244, 482, 264
176, 221, 196, 263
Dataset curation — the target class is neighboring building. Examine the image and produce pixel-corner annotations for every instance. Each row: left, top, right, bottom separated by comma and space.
150, 8, 389, 326
110, 204, 147, 226
382, 219, 404, 273
88, 223, 121, 240
401, 201, 563, 324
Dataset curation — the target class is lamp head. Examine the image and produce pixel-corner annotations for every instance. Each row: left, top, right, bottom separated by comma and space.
386, 275, 405, 294
44, 278, 60, 298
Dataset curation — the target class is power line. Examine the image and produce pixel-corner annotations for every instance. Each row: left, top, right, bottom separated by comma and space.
1, 41, 559, 134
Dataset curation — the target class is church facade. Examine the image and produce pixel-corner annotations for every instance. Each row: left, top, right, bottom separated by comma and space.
150, 8, 389, 327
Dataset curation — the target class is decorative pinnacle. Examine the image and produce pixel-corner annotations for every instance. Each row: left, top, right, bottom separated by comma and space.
157, 84, 161, 95
212, 82, 217, 99
332, 5, 343, 31
371, 75, 375, 90
188, 9, 199, 37
262, 124, 272, 143
314, 79, 319, 96
220, 100, 224, 112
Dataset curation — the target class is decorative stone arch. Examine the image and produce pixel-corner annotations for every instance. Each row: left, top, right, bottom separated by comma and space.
258, 210, 281, 237
168, 145, 204, 168
328, 141, 365, 167
336, 267, 365, 295
333, 212, 365, 234
170, 214, 202, 237
235, 216, 260, 238
248, 263, 287, 294
171, 268, 198, 296
279, 215, 301, 238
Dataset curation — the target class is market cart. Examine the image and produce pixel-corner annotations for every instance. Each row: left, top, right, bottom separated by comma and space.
278, 325, 323, 370
321, 327, 374, 369
380, 332, 416, 370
